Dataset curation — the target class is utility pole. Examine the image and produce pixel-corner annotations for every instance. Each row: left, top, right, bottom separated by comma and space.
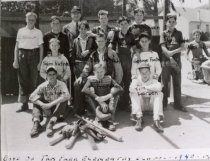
122, 0, 126, 16
163, 0, 170, 30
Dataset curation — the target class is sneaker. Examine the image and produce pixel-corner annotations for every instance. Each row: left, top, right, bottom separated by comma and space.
16, 103, 29, 113
46, 120, 55, 137
30, 121, 42, 137
135, 118, 143, 131
153, 120, 164, 133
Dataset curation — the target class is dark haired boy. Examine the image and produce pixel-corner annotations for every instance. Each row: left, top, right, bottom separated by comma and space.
160, 13, 187, 112
109, 16, 135, 111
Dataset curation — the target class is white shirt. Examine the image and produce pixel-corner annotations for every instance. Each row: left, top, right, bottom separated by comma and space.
16, 26, 43, 49
131, 51, 162, 79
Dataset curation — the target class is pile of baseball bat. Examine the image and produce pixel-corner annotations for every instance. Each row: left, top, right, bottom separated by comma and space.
49, 115, 123, 150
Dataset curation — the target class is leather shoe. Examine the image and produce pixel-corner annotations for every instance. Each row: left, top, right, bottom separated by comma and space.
16, 103, 29, 113
46, 120, 55, 137
153, 120, 164, 133
30, 121, 42, 137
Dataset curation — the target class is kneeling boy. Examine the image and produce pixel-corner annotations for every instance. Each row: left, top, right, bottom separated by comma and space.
29, 66, 70, 137
82, 64, 123, 131
129, 63, 164, 132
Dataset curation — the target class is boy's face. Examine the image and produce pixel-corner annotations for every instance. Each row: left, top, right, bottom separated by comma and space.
99, 14, 108, 26
51, 19, 61, 33
139, 37, 150, 50
140, 68, 151, 82
50, 42, 60, 53
94, 67, 106, 80
79, 24, 88, 35
96, 37, 106, 49
120, 20, 129, 31
166, 17, 177, 29
193, 32, 201, 41
26, 15, 36, 28
47, 71, 57, 83
71, 12, 81, 22
134, 12, 144, 23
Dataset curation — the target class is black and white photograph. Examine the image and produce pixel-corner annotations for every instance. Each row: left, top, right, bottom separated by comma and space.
1, 0, 210, 160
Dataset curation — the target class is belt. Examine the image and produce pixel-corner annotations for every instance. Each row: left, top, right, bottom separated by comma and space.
19, 48, 39, 52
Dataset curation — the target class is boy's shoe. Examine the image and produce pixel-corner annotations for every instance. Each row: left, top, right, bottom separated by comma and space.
135, 118, 143, 131
30, 121, 42, 137
16, 103, 29, 113
174, 105, 188, 112
46, 120, 55, 137
153, 120, 164, 133
57, 116, 65, 122
108, 122, 116, 131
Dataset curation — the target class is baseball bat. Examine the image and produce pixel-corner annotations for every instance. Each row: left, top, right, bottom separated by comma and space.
65, 132, 80, 149
49, 135, 65, 146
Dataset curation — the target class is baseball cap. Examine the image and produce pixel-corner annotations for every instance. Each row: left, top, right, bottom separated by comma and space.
138, 63, 150, 70
71, 6, 81, 13
47, 66, 57, 74
50, 15, 61, 22
134, 8, 144, 15
139, 31, 151, 40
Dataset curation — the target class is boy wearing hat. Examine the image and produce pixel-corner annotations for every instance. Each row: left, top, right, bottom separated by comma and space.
43, 16, 69, 60
29, 66, 70, 137
160, 13, 187, 112
129, 63, 164, 132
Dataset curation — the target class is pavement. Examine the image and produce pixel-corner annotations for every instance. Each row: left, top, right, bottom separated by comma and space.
1, 56, 210, 153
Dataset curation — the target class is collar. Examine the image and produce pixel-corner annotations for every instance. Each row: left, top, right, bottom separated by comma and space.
166, 28, 177, 34
78, 34, 89, 40
25, 26, 36, 30
46, 80, 59, 89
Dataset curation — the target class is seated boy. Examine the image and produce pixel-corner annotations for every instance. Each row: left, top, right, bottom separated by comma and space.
82, 64, 123, 131
129, 63, 163, 132
29, 66, 70, 137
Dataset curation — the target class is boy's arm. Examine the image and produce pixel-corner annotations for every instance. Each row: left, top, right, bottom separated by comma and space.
39, 58, 47, 80
131, 55, 138, 79
13, 42, 19, 69
81, 78, 98, 98
63, 57, 71, 81
154, 53, 162, 78
38, 44, 44, 71
80, 57, 93, 79
110, 78, 123, 96
203, 42, 210, 57
144, 81, 162, 92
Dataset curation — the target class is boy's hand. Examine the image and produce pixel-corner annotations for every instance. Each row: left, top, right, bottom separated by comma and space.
81, 50, 89, 57
99, 102, 109, 113
13, 60, 19, 69
108, 48, 119, 62
76, 77, 83, 84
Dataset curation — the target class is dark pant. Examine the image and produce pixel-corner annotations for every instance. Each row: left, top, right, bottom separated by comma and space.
118, 54, 132, 109
32, 99, 67, 122
162, 64, 182, 108
73, 79, 87, 114
18, 49, 39, 103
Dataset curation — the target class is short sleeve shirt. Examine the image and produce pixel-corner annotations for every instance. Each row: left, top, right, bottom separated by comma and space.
17, 27, 43, 49
160, 28, 184, 63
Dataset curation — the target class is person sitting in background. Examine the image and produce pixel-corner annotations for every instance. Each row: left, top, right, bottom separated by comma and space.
82, 64, 123, 131
129, 63, 163, 132
29, 66, 70, 137
40, 38, 71, 83
187, 29, 210, 82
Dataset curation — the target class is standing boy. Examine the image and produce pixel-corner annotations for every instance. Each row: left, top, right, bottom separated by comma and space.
160, 13, 187, 112
109, 16, 135, 111
13, 12, 43, 112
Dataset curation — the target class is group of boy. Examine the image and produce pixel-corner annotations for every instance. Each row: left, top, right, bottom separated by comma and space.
13, 6, 197, 138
